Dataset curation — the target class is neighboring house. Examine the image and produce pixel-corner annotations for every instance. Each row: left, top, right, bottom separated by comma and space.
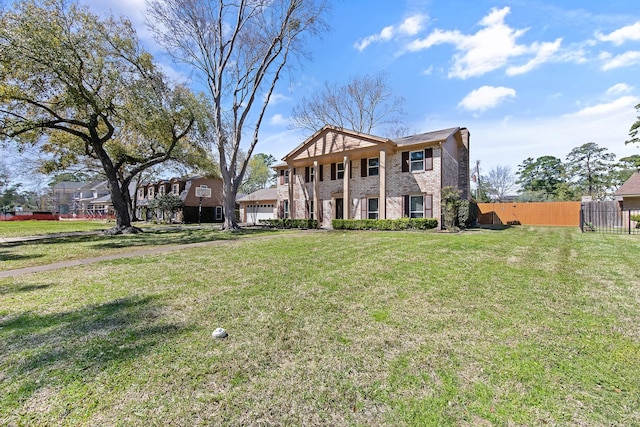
136, 176, 226, 223
237, 188, 277, 224
50, 181, 86, 214
50, 181, 111, 216
615, 172, 640, 210
274, 125, 470, 228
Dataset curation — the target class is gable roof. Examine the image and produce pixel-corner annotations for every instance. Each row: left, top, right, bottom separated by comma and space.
282, 125, 395, 164
615, 172, 640, 196
393, 127, 460, 147
237, 188, 277, 202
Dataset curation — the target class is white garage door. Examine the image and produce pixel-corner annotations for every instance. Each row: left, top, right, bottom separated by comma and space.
246, 204, 275, 222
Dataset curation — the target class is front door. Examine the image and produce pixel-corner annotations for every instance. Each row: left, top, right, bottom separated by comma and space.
335, 198, 343, 219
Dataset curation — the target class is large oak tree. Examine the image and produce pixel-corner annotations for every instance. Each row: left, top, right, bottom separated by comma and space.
0, 0, 204, 233
147, 0, 329, 229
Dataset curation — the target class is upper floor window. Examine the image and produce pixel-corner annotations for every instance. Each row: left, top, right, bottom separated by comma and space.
279, 169, 289, 185
159, 185, 166, 195
410, 151, 424, 172
368, 158, 379, 176
172, 183, 180, 194
137, 188, 144, 199
337, 163, 344, 179
148, 187, 155, 198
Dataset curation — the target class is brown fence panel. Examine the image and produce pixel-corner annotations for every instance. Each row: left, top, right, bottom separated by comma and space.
477, 202, 581, 227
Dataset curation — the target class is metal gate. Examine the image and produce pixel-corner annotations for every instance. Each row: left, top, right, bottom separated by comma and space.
580, 201, 640, 234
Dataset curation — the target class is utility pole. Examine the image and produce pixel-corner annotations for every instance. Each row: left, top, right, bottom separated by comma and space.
476, 160, 481, 200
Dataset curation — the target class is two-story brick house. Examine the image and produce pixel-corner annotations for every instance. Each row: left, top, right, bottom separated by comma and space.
136, 176, 225, 223
274, 125, 470, 228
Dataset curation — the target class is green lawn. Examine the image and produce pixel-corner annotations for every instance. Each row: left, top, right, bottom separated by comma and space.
0, 219, 114, 238
0, 226, 284, 272
1, 227, 638, 425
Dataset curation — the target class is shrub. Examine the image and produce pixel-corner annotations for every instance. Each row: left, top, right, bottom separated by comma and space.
259, 219, 318, 229
331, 218, 438, 231
441, 186, 477, 230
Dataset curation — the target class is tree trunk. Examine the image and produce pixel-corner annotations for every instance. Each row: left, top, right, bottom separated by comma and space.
93, 141, 142, 235
221, 177, 239, 230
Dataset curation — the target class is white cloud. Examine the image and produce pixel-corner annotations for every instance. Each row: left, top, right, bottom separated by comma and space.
606, 83, 633, 95
354, 14, 426, 51
595, 21, 640, 45
266, 92, 291, 106
458, 86, 516, 113
601, 51, 640, 70
506, 39, 562, 76
354, 26, 394, 51
269, 114, 288, 126
421, 97, 640, 174
399, 15, 426, 36
566, 96, 638, 118
407, 7, 564, 79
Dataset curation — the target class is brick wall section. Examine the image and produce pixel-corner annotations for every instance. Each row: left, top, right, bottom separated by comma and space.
458, 128, 470, 199
622, 197, 640, 210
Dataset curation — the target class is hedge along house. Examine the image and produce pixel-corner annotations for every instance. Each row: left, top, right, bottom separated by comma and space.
274, 125, 470, 228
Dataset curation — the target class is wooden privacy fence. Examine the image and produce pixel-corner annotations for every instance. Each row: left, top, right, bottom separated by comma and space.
477, 202, 581, 227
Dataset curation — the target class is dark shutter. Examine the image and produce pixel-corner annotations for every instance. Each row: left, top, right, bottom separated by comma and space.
403, 195, 410, 217
424, 148, 433, 171
319, 164, 324, 181
293, 168, 297, 175
331, 163, 336, 180
349, 161, 353, 179
361, 158, 367, 177
279, 169, 284, 185
305, 167, 310, 183
425, 194, 433, 218
402, 151, 409, 172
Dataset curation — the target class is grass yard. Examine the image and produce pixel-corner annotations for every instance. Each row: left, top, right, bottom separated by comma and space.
0, 220, 114, 238
0, 226, 285, 272
0, 227, 639, 425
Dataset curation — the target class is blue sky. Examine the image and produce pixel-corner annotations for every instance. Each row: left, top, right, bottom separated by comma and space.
91, 0, 640, 176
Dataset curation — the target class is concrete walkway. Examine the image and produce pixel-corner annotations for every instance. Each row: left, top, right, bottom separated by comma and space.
0, 230, 299, 279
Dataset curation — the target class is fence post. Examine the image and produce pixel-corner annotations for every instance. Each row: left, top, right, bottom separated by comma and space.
579, 204, 584, 232
629, 209, 632, 235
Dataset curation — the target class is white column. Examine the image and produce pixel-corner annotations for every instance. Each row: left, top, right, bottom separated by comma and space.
379, 150, 386, 219
343, 156, 350, 219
